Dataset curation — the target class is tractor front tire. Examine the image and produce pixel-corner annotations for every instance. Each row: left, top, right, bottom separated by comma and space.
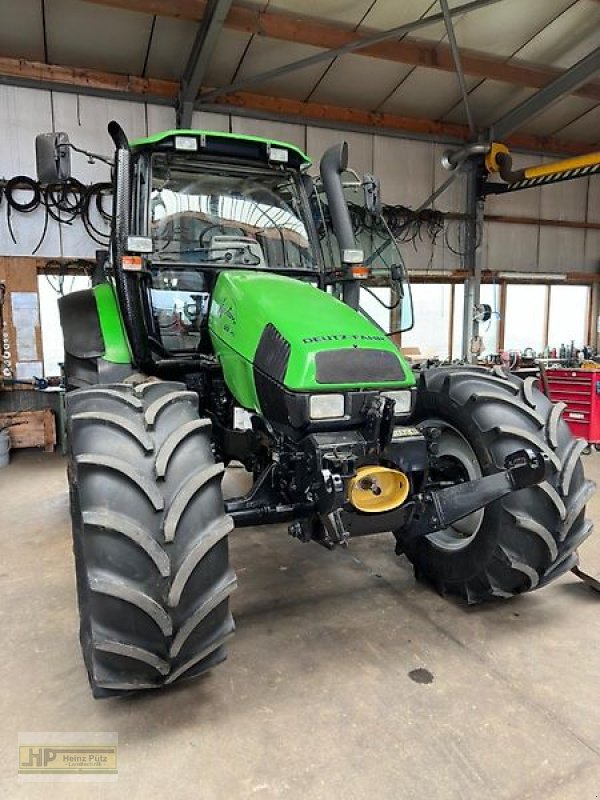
404, 366, 594, 603
66, 380, 236, 696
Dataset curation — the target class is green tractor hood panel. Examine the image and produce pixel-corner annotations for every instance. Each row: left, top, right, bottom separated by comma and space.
209, 271, 414, 410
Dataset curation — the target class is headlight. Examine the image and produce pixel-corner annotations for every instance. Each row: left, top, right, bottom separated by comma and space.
309, 394, 345, 420
382, 390, 413, 416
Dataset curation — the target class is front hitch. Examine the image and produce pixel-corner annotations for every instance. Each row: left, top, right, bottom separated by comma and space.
401, 448, 549, 543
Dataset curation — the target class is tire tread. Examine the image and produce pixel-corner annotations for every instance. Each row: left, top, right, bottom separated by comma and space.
405, 366, 595, 603
66, 380, 235, 696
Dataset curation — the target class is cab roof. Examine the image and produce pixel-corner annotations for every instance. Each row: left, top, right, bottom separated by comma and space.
130, 129, 311, 169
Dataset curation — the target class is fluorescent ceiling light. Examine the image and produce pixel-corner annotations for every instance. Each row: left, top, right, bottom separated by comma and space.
496, 272, 567, 281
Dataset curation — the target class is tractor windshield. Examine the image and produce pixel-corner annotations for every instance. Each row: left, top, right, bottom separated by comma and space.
149, 153, 315, 271
313, 177, 414, 334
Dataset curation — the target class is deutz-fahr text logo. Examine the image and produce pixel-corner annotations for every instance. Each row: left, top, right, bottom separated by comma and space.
302, 334, 385, 343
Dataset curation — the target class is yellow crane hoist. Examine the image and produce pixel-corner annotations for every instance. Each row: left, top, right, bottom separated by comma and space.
484, 142, 600, 193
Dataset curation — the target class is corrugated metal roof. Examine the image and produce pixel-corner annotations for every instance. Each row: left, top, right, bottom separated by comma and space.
308, 55, 412, 108
45, 0, 153, 75
0, 0, 45, 61
231, 38, 335, 99
0, 0, 598, 145
380, 67, 479, 118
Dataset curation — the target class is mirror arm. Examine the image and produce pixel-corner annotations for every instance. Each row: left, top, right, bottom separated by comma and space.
67, 142, 114, 168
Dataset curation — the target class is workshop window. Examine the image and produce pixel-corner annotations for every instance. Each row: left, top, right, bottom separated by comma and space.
38, 275, 91, 378
400, 283, 452, 359
503, 284, 547, 353
359, 287, 391, 332
547, 285, 590, 350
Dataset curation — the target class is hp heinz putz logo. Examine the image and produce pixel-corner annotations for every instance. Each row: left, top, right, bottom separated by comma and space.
18, 733, 117, 781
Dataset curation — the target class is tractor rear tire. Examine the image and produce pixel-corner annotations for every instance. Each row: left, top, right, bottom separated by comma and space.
404, 366, 594, 603
66, 379, 236, 696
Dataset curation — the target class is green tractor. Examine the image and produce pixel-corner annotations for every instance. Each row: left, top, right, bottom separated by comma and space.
38, 123, 593, 697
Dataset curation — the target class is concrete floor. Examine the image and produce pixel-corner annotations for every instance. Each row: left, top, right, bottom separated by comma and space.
1, 451, 600, 800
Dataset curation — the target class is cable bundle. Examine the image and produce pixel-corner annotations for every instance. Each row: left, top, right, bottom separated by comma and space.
41, 258, 95, 296
443, 216, 484, 257
80, 182, 112, 246
3, 176, 42, 245
0, 176, 112, 253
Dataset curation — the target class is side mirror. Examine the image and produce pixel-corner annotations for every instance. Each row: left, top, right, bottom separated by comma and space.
363, 174, 381, 217
35, 132, 71, 183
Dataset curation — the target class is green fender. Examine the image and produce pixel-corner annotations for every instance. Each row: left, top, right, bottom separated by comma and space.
93, 283, 132, 364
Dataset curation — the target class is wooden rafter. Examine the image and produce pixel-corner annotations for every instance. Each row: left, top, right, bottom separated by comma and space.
82, 0, 600, 102
0, 56, 176, 99
0, 56, 591, 155
211, 90, 593, 155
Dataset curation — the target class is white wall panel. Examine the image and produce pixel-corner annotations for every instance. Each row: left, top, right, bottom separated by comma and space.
486, 222, 539, 272
0, 85, 61, 257
232, 116, 306, 154
306, 126, 372, 176
586, 174, 600, 224
538, 226, 586, 272
583, 230, 600, 272
429, 236, 465, 273
0, 86, 52, 177
146, 104, 176, 134
191, 109, 230, 132
401, 239, 434, 273
52, 92, 147, 183
374, 136, 434, 208
540, 160, 588, 222
478, 219, 489, 273
52, 93, 148, 258
0, 203, 62, 259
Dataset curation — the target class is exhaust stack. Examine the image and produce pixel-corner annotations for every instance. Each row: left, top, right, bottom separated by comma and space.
320, 143, 363, 309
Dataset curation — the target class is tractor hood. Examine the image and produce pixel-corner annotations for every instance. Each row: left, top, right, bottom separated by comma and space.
209, 270, 414, 411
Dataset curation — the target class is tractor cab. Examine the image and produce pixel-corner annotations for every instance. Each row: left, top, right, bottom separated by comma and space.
124, 128, 413, 359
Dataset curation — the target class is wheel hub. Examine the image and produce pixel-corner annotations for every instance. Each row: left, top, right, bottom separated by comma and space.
421, 419, 484, 550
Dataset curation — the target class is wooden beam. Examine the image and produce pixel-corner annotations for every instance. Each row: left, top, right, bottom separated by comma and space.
83, 0, 600, 102
0, 56, 177, 99
447, 212, 600, 230
485, 214, 600, 230
210, 90, 593, 155
0, 57, 591, 155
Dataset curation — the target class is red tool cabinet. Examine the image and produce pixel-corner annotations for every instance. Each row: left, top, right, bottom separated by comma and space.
545, 368, 600, 444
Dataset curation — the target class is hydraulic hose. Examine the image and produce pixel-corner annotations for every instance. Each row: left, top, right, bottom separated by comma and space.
81, 182, 112, 246
4, 176, 41, 245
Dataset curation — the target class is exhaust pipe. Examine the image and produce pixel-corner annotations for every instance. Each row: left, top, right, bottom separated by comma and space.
107, 120, 149, 368
320, 143, 362, 309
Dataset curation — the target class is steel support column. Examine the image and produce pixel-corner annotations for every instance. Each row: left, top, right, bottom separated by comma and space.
492, 47, 600, 140
176, 0, 233, 128
461, 159, 484, 362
